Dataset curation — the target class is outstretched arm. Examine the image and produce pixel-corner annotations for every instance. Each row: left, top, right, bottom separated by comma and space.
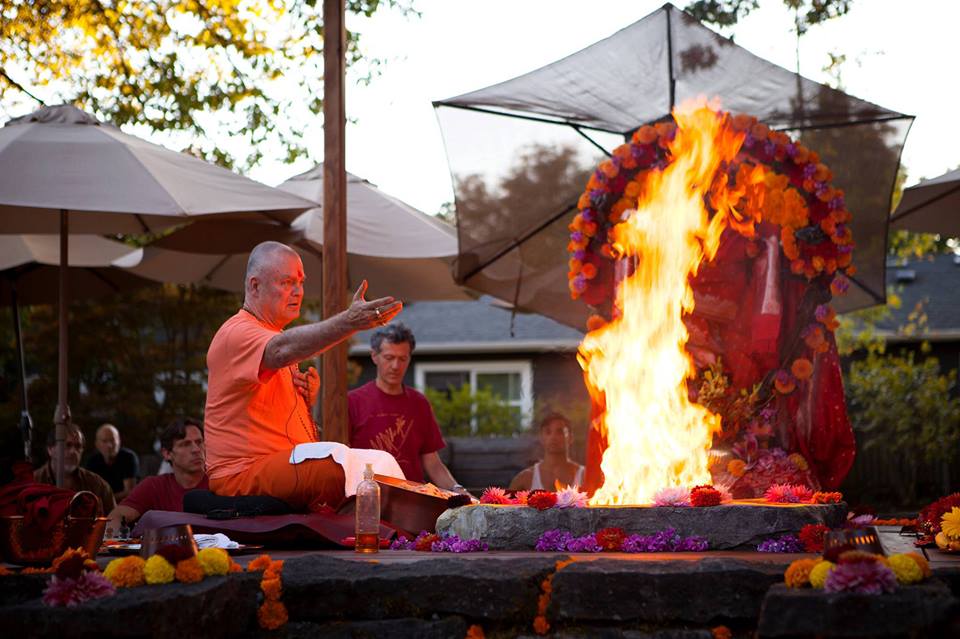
421, 452, 459, 491
262, 281, 402, 371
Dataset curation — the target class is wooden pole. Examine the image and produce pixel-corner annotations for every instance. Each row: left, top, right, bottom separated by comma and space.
322, 0, 348, 444
54, 209, 71, 486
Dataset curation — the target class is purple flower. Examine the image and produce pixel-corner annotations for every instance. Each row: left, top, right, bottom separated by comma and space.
573, 249, 587, 261
592, 169, 607, 185
389, 536, 414, 550
431, 535, 488, 553
573, 275, 587, 293
571, 231, 584, 243
815, 304, 831, 322
825, 560, 897, 594
763, 141, 776, 156
814, 182, 828, 197
803, 163, 817, 179
589, 188, 606, 202
838, 244, 854, 255
536, 529, 575, 552
580, 209, 595, 223
785, 143, 798, 157
828, 195, 845, 210
743, 133, 755, 148
565, 533, 602, 553
757, 534, 804, 553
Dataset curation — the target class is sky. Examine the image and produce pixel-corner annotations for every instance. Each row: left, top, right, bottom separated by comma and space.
240, 0, 960, 217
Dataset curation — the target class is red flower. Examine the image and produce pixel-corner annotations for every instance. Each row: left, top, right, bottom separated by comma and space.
414, 534, 440, 552
528, 491, 558, 511
595, 527, 626, 552
799, 524, 830, 553
690, 485, 722, 507
919, 492, 960, 535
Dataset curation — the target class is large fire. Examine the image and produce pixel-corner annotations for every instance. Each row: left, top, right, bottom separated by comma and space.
580, 102, 760, 505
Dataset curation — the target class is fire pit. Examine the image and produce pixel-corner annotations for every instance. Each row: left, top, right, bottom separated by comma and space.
437, 501, 845, 551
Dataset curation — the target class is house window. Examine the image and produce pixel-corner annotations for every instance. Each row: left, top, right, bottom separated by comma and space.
415, 361, 534, 428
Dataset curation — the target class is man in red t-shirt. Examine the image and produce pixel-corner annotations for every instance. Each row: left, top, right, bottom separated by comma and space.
349, 323, 463, 489
106, 419, 207, 536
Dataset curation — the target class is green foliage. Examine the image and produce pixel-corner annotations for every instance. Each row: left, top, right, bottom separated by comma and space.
0, 0, 416, 170
686, 0, 853, 35
424, 383, 520, 437
845, 350, 960, 505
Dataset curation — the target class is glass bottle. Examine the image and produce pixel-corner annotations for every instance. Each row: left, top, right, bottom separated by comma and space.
355, 463, 380, 553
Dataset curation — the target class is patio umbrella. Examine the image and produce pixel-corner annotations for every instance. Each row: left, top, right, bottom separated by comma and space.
1, 235, 148, 460
433, 2, 913, 328
129, 165, 471, 301
0, 104, 317, 485
890, 168, 960, 236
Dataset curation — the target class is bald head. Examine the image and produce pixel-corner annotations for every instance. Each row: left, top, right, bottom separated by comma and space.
243, 241, 305, 329
245, 241, 299, 293
95, 423, 120, 461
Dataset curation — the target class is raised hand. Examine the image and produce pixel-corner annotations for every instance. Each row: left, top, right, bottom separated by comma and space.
346, 280, 403, 329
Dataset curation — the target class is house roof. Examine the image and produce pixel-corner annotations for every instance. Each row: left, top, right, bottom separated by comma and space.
349, 297, 584, 355
875, 252, 960, 341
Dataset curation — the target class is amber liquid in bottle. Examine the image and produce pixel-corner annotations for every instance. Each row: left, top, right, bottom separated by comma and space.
355, 532, 380, 553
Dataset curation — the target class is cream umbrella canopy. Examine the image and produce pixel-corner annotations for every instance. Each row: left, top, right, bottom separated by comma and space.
890, 168, 960, 236
130, 166, 471, 301
0, 104, 317, 485
1, 235, 148, 462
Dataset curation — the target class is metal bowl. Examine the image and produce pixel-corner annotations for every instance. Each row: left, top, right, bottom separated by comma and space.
823, 526, 885, 561
140, 524, 198, 562
0, 491, 107, 566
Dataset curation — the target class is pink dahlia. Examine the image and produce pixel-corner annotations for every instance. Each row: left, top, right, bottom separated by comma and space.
824, 560, 897, 594
43, 572, 116, 607
652, 486, 690, 507
765, 483, 813, 503
480, 487, 511, 505
512, 490, 530, 506
555, 486, 589, 508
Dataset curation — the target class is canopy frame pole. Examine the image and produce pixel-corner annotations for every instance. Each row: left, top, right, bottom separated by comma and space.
666, 4, 675, 111
10, 282, 33, 460
322, 0, 349, 444
54, 208, 71, 487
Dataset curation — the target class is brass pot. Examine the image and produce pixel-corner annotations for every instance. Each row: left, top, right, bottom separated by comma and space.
140, 524, 198, 563
0, 491, 108, 566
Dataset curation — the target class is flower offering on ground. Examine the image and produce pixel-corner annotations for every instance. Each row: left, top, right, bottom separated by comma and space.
757, 534, 804, 553
535, 527, 708, 553
389, 531, 488, 553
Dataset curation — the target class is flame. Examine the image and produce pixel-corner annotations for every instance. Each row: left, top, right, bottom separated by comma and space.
580, 102, 757, 505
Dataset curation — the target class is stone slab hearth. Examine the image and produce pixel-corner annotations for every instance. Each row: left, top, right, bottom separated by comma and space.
435, 501, 847, 550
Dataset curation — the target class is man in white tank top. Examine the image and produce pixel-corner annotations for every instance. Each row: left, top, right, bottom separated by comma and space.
509, 413, 584, 491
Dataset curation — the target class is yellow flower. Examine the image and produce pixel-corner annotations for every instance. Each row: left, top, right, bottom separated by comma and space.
887, 554, 924, 585
941, 507, 960, 539
144, 554, 175, 585
104, 556, 146, 588
788, 453, 809, 471
808, 560, 834, 589
197, 547, 231, 576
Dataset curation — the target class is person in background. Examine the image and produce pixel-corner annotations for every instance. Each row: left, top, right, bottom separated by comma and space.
509, 413, 584, 491
34, 423, 116, 514
106, 418, 207, 535
348, 322, 464, 491
85, 423, 140, 501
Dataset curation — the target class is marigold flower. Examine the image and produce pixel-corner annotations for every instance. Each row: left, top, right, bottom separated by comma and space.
887, 554, 924, 584
247, 554, 273, 572
808, 560, 834, 588
586, 314, 606, 332
195, 547, 231, 576
791, 358, 813, 380
624, 180, 642, 198
784, 558, 819, 588
632, 125, 658, 144
731, 113, 754, 131
712, 626, 732, 639
580, 263, 598, 280
774, 370, 796, 394
788, 453, 809, 471
750, 123, 769, 140
261, 576, 283, 601
533, 616, 550, 635
104, 556, 146, 588
143, 555, 175, 585
415, 534, 440, 551
175, 557, 204, 584
52, 547, 98, 580
726, 459, 746, 477
811, 491, 843, 504
466, 624, 486, 639
905, 552, 932, 578
257, 600, 289, 630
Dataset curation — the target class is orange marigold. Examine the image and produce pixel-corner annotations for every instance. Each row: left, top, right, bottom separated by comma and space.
632, 125, 657, 144
247, 554, 273, 572
533, 616, 550, 635
727, 459, 746, 478
791, 358, 814, 380
586, 314, 606, 332
466, 624, 486, 639
20, 566, 53, 575
257, 600, 289, 630
784, 558, 819, 588
52, 547, 98, 580
712, 626, 733, 639
261, 576, 283, 601
175, 557, 205, 584
811, 491, 843, 504
0, 565, 13, 576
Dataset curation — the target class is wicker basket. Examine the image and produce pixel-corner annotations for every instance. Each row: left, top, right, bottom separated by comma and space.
0, 491, 108, 565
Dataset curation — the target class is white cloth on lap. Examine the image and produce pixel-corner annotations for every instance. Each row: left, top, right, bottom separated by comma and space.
193, 533, 240, 549
288, 442, 405, 497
